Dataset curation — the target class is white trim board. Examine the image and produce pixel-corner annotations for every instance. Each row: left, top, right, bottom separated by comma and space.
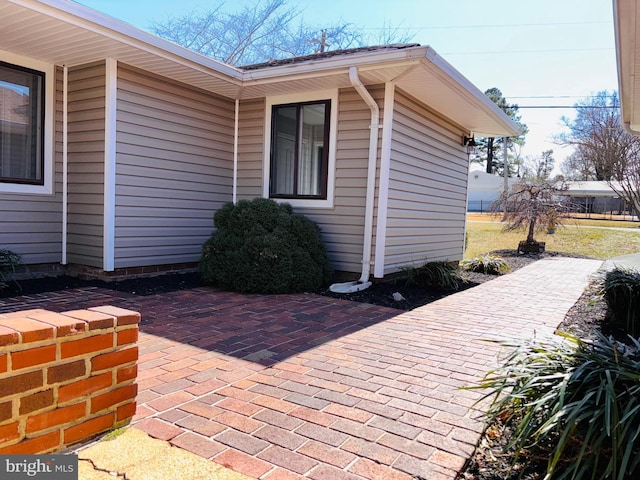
103, 58, 117, 272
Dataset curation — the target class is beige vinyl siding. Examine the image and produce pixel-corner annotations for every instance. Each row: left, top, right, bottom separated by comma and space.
382, 89, 468, 275
236, 98, 265, 199
0, 66, 64, 265
114, 65, 234, 268
295, 87, 380, 274
66, 62, 106, 268
236, 88, 379, 274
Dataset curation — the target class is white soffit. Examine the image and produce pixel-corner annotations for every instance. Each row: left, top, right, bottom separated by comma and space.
1, 0, 243, 97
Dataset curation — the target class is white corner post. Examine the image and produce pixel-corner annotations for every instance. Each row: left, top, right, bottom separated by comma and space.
62, 65, 68, 265
503, 136, 509, 213
103, 58, 117, 272
373, 82, 395, 279
233, 98, 239, 204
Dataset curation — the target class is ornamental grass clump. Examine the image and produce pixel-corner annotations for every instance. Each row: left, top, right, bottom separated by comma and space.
599, 267, 640, 337
399, 260, 463, 290
200, 198, 332, 294
473, 333, 640, 480
461, 254, 510, 275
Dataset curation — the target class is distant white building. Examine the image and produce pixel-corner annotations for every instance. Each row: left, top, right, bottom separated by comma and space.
467, 170, 518, 212
563, 181, 627, 214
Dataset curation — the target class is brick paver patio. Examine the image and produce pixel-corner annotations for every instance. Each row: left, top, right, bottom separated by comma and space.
0, 257, 602, 479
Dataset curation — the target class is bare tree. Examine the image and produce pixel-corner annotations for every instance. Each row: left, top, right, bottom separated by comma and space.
557, 91, 640, 218
366, 21, 415, 45
560, 148, 598, 181
494, 181, 570, 253
151, 0, 414, 66
522, 150, 555, 182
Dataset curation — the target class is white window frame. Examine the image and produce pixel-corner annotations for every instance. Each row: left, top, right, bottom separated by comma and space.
263, 89, 337, 209
0, 50, 54, 195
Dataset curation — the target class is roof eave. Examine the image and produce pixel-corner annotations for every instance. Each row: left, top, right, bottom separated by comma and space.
9, 0, 244, 82
422, 48, 522, 138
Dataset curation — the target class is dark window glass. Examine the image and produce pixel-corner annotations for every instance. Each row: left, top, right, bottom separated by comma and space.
0, 61, 44, 185
270, 100, 330, 199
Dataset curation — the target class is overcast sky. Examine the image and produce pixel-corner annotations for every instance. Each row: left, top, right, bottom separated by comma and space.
79, 0, 618, 170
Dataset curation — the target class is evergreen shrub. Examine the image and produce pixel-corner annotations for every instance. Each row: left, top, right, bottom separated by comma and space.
200, 198, 333, 293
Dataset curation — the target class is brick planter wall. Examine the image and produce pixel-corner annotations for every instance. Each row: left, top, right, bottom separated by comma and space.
0, 306, 140, 454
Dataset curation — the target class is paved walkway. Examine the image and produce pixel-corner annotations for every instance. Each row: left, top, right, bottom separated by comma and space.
0, 257, 602, 479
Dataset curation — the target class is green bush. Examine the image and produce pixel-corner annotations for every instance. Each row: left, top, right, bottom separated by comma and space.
461, 254, 510, 275
399, 260, 463, 290
600, 267, 640, 337
0, 249, 23, 292
200, 198, 333, 294
473, 333, 640, 480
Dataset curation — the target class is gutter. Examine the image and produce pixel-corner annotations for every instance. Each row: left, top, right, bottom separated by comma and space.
329, 66, 379, 293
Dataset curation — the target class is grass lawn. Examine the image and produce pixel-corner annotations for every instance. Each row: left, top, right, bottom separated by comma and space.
467, 212, 640, 229
465, 219, 640, 259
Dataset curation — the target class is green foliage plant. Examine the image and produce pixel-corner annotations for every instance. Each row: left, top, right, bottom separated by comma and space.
460, 254, 510, 275
599, 267, 640, 337
472, 332, 640, 480
200, 198, 333, 294
0, 249, 23, 292
399, 260, 463, 290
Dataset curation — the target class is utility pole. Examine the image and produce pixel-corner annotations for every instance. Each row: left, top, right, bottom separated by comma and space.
486, 137, 494, 174
503, 137, 509, 213
313, 30, 328, 53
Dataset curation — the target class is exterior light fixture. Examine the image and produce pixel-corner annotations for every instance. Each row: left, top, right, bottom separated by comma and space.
463, 135, 479, 156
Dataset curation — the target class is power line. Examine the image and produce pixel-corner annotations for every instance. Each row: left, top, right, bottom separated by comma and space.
509, 95, 618, 99
443, 47, 612, 55
516, 105, 618, 109
359, 21, 609, 31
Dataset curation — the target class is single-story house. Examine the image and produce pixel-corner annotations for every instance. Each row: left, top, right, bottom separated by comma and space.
0, 0, 519, 282
563, 181, 628, 214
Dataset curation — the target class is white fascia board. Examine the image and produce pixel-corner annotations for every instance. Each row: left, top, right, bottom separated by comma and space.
9, 0, 244, 83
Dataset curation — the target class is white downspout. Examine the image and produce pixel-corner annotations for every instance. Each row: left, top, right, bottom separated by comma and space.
233, 98, 239, 204
62, 65, 68, 265
329, 66, 379, 293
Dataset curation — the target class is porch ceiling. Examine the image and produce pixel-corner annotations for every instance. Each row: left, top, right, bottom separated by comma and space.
2, 0, 520, 138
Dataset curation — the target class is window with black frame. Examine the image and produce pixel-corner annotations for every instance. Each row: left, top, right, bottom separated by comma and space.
269, 100, 330, 199
0, 61, 44, 185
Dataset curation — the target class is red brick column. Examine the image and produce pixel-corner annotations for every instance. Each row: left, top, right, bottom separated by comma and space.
0, 306, 140, 454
